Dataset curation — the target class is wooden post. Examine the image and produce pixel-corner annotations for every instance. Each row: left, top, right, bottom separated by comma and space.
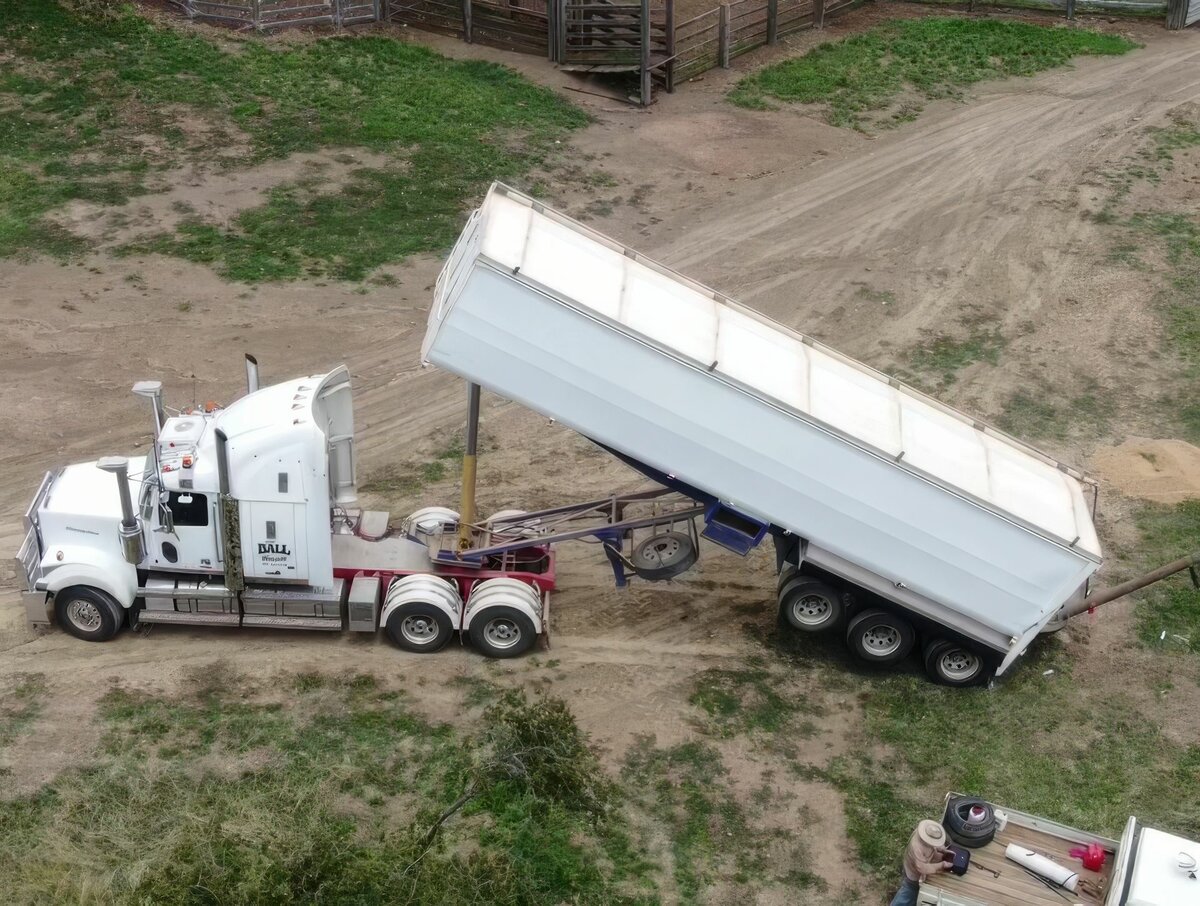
665, 0, 676, 93
767, 0, 777, 44
462, 0, 472, 41
557, 0, 568, 65
547, 0, 555, 61
813, 0, 824, 29
639, 0, 652, 106
252, 0, 262, 28
1065, 0, 1075, 19
718, 3, 730, 68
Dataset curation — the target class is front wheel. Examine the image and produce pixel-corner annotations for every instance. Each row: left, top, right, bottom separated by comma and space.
55, 586, 124, 642
923, 639, 991, 687
468, 606, 537, 659
845, 609, 914, 667
385, 602, 453, 653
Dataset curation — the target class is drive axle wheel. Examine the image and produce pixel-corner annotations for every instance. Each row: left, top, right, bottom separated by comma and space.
55, 586, 123, 642
385, 602, 453, 654
779, 578, 843, 634
845, 609, 914, 667
468, 606, 536, 659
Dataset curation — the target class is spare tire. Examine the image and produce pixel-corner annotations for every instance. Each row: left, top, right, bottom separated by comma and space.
944, 797, 997, 848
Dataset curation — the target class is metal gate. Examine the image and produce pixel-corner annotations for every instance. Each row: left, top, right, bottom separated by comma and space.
1167, 0, 1200, 27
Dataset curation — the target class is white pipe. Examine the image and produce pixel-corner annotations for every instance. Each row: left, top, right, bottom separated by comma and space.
1005, 844, 1079, 892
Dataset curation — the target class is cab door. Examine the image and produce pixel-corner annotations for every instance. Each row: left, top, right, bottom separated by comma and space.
146, 491, 221, 574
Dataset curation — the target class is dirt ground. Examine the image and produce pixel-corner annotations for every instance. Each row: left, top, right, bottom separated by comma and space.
3, 5, 1200, 902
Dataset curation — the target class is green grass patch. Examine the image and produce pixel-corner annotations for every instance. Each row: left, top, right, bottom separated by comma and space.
359, 434, 466, 499
623, 738, 822, 902
0, 674, 46, 750
0, 2, 584, 277
689, 664, 813, 738
0, 676, 653, 905
1132, 501, 1200, 654
903, 327, 1005, 390
729, 18, 1136, 129
996, 385, 1110, 442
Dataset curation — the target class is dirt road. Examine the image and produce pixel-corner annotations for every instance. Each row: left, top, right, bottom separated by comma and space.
3, 18, 1199, 901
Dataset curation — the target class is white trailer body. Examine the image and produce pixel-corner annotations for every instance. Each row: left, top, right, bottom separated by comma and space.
422, 184, 1102, 673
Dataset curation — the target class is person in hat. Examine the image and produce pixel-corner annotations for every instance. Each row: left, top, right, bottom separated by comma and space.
889, 819, 954, 906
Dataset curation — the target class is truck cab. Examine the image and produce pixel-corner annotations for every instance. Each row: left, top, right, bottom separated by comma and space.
16, 359, 554, 658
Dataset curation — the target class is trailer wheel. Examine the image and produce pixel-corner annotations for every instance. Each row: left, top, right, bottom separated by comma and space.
468, 606, 536, 659
923, 639, 990, 687
385, 602, 453, 654
55, 586, 123, 642
631, 532, 698, 581
845, 609, 914, 667
779, 578, 843, 633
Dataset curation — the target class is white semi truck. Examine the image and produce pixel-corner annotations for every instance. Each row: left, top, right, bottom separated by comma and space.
16, 362, 562, 658
16, 184, 1197, 683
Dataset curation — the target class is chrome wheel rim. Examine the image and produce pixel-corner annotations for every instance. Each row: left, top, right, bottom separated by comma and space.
66, 599, 102, 632
483, 618, 521, 650
862, 625, 901, 657
401, 615, 439, 645
790, 594, 833, 627
939, 649, 980, 681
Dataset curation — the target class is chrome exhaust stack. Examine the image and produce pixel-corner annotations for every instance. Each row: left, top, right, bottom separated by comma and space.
245, 354, 260, 395
97, 456, 145, 565
132, 380, 165, 438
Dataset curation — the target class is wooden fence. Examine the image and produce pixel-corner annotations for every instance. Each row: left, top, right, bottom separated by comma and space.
675, 0, 855, 82
902, 0, 1167, 20
169, 0, 382, 27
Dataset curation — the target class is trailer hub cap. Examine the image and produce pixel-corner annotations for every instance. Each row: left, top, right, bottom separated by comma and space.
400, 614, 440, 645
66, 599, 102, 632
939, 650, 980, 680
862, 625, 901, 657
791, 594, 832, 626
483, 617, 521, 650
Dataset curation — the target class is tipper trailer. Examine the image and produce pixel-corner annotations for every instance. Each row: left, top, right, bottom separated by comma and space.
418, 183, 1199, 683
15, 184, 1198, 683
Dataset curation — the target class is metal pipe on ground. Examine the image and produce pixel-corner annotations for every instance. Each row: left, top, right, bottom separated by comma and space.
1062, 551, 1200, 619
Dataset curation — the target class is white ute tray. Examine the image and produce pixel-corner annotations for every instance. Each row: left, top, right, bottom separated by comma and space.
422, 184, 1102, 664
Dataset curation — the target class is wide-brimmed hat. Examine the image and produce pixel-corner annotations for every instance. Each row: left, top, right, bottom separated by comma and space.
918, 820, 946, 848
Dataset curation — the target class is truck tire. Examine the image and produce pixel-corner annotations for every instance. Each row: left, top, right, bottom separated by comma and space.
923, 639, 990, 687
468, 606, 536, 659
55, 586, 124, 642
385, 602, 453, 654
845, 609, 914, 667
630, 532, 698, 581
779, 578, 843, 634
944, 797, 997, 848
